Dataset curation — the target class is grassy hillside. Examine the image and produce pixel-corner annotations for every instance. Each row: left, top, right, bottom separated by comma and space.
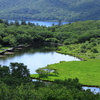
0, 0, 100, 21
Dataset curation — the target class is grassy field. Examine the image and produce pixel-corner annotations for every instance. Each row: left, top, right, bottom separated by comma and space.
31, 59, 100, 86
31, 42, 100, 86
57, 43, 100, 60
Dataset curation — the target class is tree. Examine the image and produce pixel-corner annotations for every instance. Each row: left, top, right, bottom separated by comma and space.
3, 20, 9, 25
35, 68, 49, 78
15, 20, 20, 26
0, 65, 10, 77
45, 38, 59, 43
91, 48, 98, 53
0, 81, 11, 100
12, 83, 35, 100
0, 19, 3, 23
21, 20, 27, 25
58, 20, 62, 26
3, 35, 17, 46
53, 69, 59, 76
10, 62, 30, 79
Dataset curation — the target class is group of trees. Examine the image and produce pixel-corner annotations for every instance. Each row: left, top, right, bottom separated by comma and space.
0, 62, 100, 100
36, 65, 59, 78
1, 19, 100, 99
0, 0, 100, 21
1, 19, 100, 48
0, 62, 31, 87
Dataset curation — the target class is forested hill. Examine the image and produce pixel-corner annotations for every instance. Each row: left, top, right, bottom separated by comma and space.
0, 0, 100, 21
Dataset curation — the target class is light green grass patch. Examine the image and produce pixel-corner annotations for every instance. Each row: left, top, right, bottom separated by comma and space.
0, 50, 4, 52
1, 47, 11, 49
31, 59, 100, 86
47, 59, 100, 86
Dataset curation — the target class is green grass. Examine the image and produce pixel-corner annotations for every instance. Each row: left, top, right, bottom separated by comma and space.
57, 43, 100, 60
0, 47, 11, 53
31, 42, 100, 86
1, 47, 11, 49
31, 59, 100, 86
0, 50, 4, 52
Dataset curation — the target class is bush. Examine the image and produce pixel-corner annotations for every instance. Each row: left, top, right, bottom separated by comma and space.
35, 68, 49, 78
0, 44, 2, 48
91, 48, 98, 53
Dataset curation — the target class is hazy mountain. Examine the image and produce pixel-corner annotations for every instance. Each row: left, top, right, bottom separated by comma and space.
0, 0, 100, 21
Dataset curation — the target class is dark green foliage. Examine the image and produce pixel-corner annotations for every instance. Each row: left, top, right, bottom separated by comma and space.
0, 62, 31, 87
0, 19, 100, 99
91, 48, 98, 53
54, 78, 82, 90
0, 64, 99, 100
1, 79, 99, 100
21, 20, 27, 25
0, 65, 10, 77
1, 20, 100, 46
0, 19, 3, 23
0, 0, 100, 21
0, 81, 11, 100
10, 62, 30, 78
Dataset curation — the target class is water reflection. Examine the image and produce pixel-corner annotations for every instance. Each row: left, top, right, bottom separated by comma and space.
83, 86, 100, 94
0, 45, 80, 74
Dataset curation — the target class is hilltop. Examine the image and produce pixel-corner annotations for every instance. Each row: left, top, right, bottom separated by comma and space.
0, 0, 100, 21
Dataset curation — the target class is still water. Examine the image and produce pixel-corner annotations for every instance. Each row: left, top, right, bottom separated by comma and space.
0, 45, 99, 93
0, 45, 80, 74
8, 20, 68, 27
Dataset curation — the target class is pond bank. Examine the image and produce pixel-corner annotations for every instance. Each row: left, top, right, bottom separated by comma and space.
0, 44, 30, 57
30, 77, 100, 94
30, 76, 100, 87
57, 51, 85, 61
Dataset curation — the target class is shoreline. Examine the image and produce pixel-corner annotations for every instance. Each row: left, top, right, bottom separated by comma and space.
57, 51, 86, 61
30, 77, 100, 88
1, 44, 99, 88
0, 44, 30, 57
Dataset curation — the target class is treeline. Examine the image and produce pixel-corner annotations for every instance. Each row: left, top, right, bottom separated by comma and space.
0, 62, 99, 100
0, 0, 100, 21
1, 19, 100, 48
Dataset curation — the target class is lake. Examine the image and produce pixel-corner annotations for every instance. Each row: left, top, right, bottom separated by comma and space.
1, 21, 100, 94
8, 20, 68, 27
0, 45, 99, 94
0, 45, 80, 74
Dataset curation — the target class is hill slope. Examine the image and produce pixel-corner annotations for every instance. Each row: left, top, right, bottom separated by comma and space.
0, 0, 100, 21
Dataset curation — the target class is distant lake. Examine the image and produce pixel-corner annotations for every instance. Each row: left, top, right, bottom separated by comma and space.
8, 20, 68, 27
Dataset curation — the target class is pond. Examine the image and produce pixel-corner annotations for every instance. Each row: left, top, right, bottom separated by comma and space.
0, 45, 80, 74
0, 44, 99, 93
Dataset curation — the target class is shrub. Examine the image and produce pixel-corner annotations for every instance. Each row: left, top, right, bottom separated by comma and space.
91, 48, 98, 53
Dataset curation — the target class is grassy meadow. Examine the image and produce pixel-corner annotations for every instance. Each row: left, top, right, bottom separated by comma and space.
31, 41, 100, 86
31, 59, 100, 86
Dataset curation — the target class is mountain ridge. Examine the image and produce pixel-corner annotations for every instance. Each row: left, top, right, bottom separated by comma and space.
0, 0, 100, 21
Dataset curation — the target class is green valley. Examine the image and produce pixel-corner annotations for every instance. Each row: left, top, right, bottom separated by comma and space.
0, 19, 100, 99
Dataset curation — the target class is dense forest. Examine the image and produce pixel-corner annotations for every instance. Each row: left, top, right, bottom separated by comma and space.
0, 62, 100, 100
0, 0, 100, 21
0, 19, 100, 47
1, 19, 100, 99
